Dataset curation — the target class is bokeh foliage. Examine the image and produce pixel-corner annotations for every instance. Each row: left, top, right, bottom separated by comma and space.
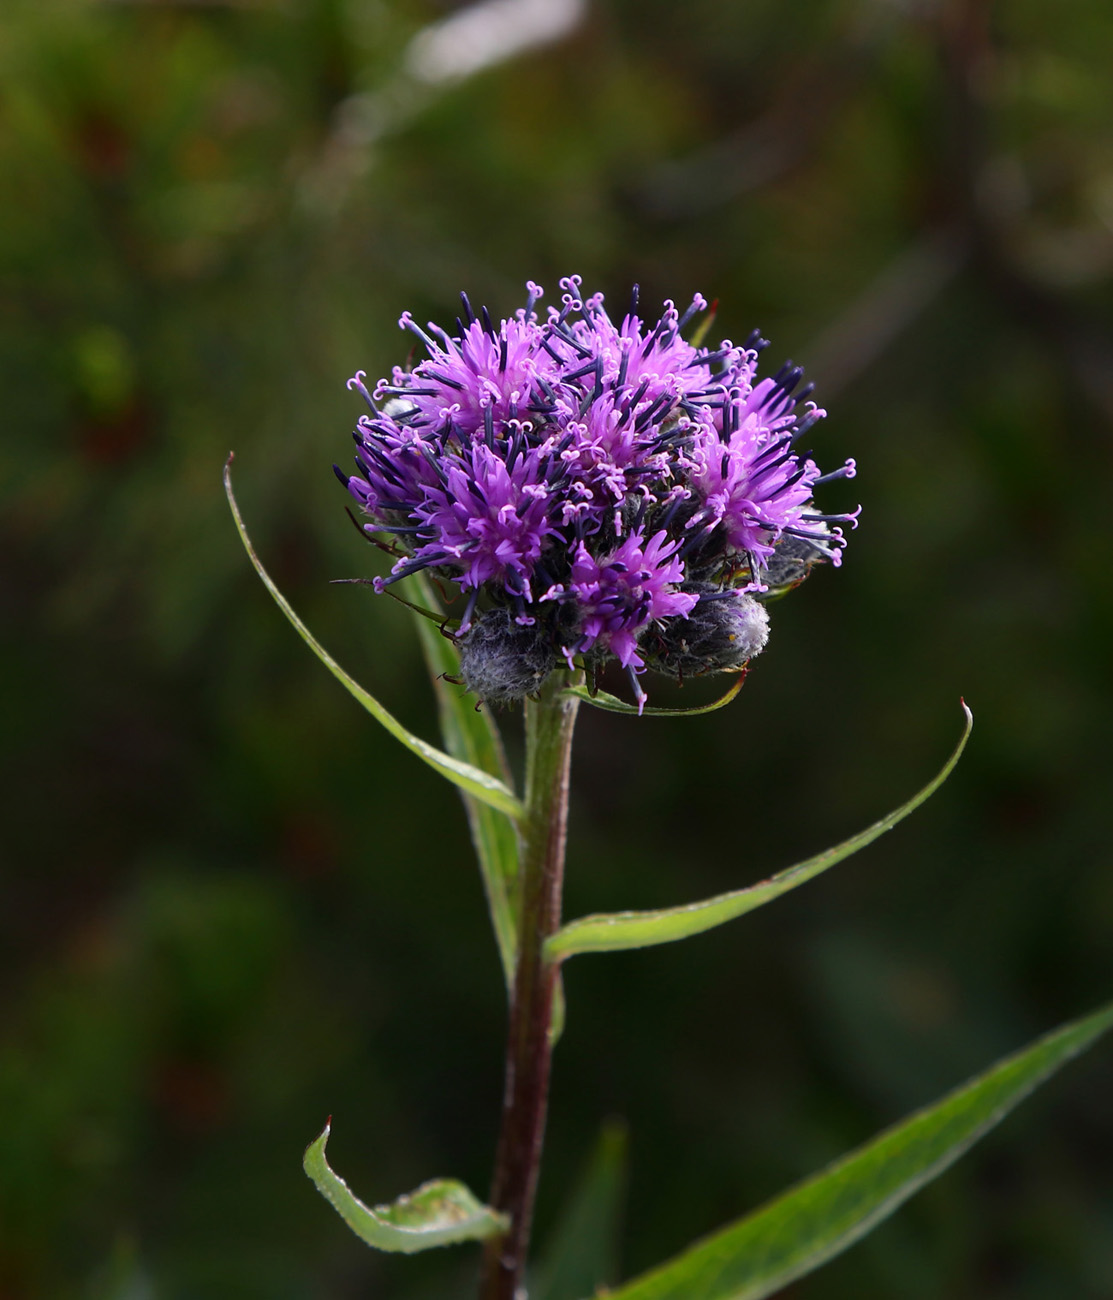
3, 0, 1113, 1296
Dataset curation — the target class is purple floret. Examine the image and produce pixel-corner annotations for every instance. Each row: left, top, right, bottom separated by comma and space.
546, 530, 697, 663
338, 276, 857, 706
410, 442, 561, 624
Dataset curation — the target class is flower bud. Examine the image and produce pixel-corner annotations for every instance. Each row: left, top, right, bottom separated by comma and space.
761, 530, 833, 599
648, 588, 769, 678
456, 608, 560, 703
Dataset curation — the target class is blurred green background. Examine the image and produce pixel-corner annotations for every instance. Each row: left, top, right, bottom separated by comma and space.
3, 0, 1113, 1295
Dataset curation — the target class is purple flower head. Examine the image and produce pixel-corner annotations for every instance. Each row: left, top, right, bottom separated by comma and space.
380, 314, 556, 439
336, 277, 857, 708
542, 531, 699, 703
406, 441, 561, 621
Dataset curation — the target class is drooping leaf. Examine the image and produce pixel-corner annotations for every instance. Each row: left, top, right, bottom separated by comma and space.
408, 572, 522, 992
303, 1121, 507, 1254
562, 674, 746, 717
532, 1121, 628, 1300
224, 458, 523, 820
545, 704, 971, 962
603, 998, 1113, 1300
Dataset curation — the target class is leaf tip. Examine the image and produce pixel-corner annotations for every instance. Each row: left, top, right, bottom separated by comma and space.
305, 1116, 332, 1161
223, 454, 239, 507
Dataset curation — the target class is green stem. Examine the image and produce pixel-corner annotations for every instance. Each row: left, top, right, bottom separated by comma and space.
480, 674, 580, 1300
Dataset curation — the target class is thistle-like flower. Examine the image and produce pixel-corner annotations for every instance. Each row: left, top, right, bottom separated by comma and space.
336, 276, 857, 710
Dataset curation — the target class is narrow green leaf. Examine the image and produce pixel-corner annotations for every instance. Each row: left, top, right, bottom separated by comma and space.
382, 584, 459, 628
303, 1121, 507, 1254
533, 1121, 628, 1300
546, 704, 972, 961
563, 674, 746, 717
407, 573, 522, 992
604, 999, 1113, 1300
224, 458, 523, 820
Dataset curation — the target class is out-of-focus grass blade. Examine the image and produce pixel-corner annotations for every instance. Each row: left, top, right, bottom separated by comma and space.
689, 299, 718, 348
224, 458, 522, 820
408, 573, 522, 993
546, 704, 972, 962
533, 1121, 628, 1300
603, 999, 1113, 1300
303, 1122, 507, 1253
563, 674, 746, 717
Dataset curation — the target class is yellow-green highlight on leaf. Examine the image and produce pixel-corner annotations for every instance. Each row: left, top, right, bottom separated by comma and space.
546, 703, 972, 962
549, 973, 566, 1047
223, 457, 523, 821
407, 572, 522, 994
562, 673, 746, 717
303, 1121, 508, 1254
604, 998, 1113, 1300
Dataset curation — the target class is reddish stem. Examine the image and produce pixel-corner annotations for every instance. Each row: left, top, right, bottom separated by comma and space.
480, 678, 579, 1300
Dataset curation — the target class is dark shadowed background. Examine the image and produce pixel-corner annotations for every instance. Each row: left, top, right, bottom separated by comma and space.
3, 0, 1113, 1296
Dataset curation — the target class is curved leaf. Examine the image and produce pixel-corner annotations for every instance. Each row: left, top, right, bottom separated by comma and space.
303, 1121, 507, 1253
546, 704, 972, 961
604, 998, 1113, 1300
224, 458, 523, 820
562, 674, 746, 717
408, 573, 522, 992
